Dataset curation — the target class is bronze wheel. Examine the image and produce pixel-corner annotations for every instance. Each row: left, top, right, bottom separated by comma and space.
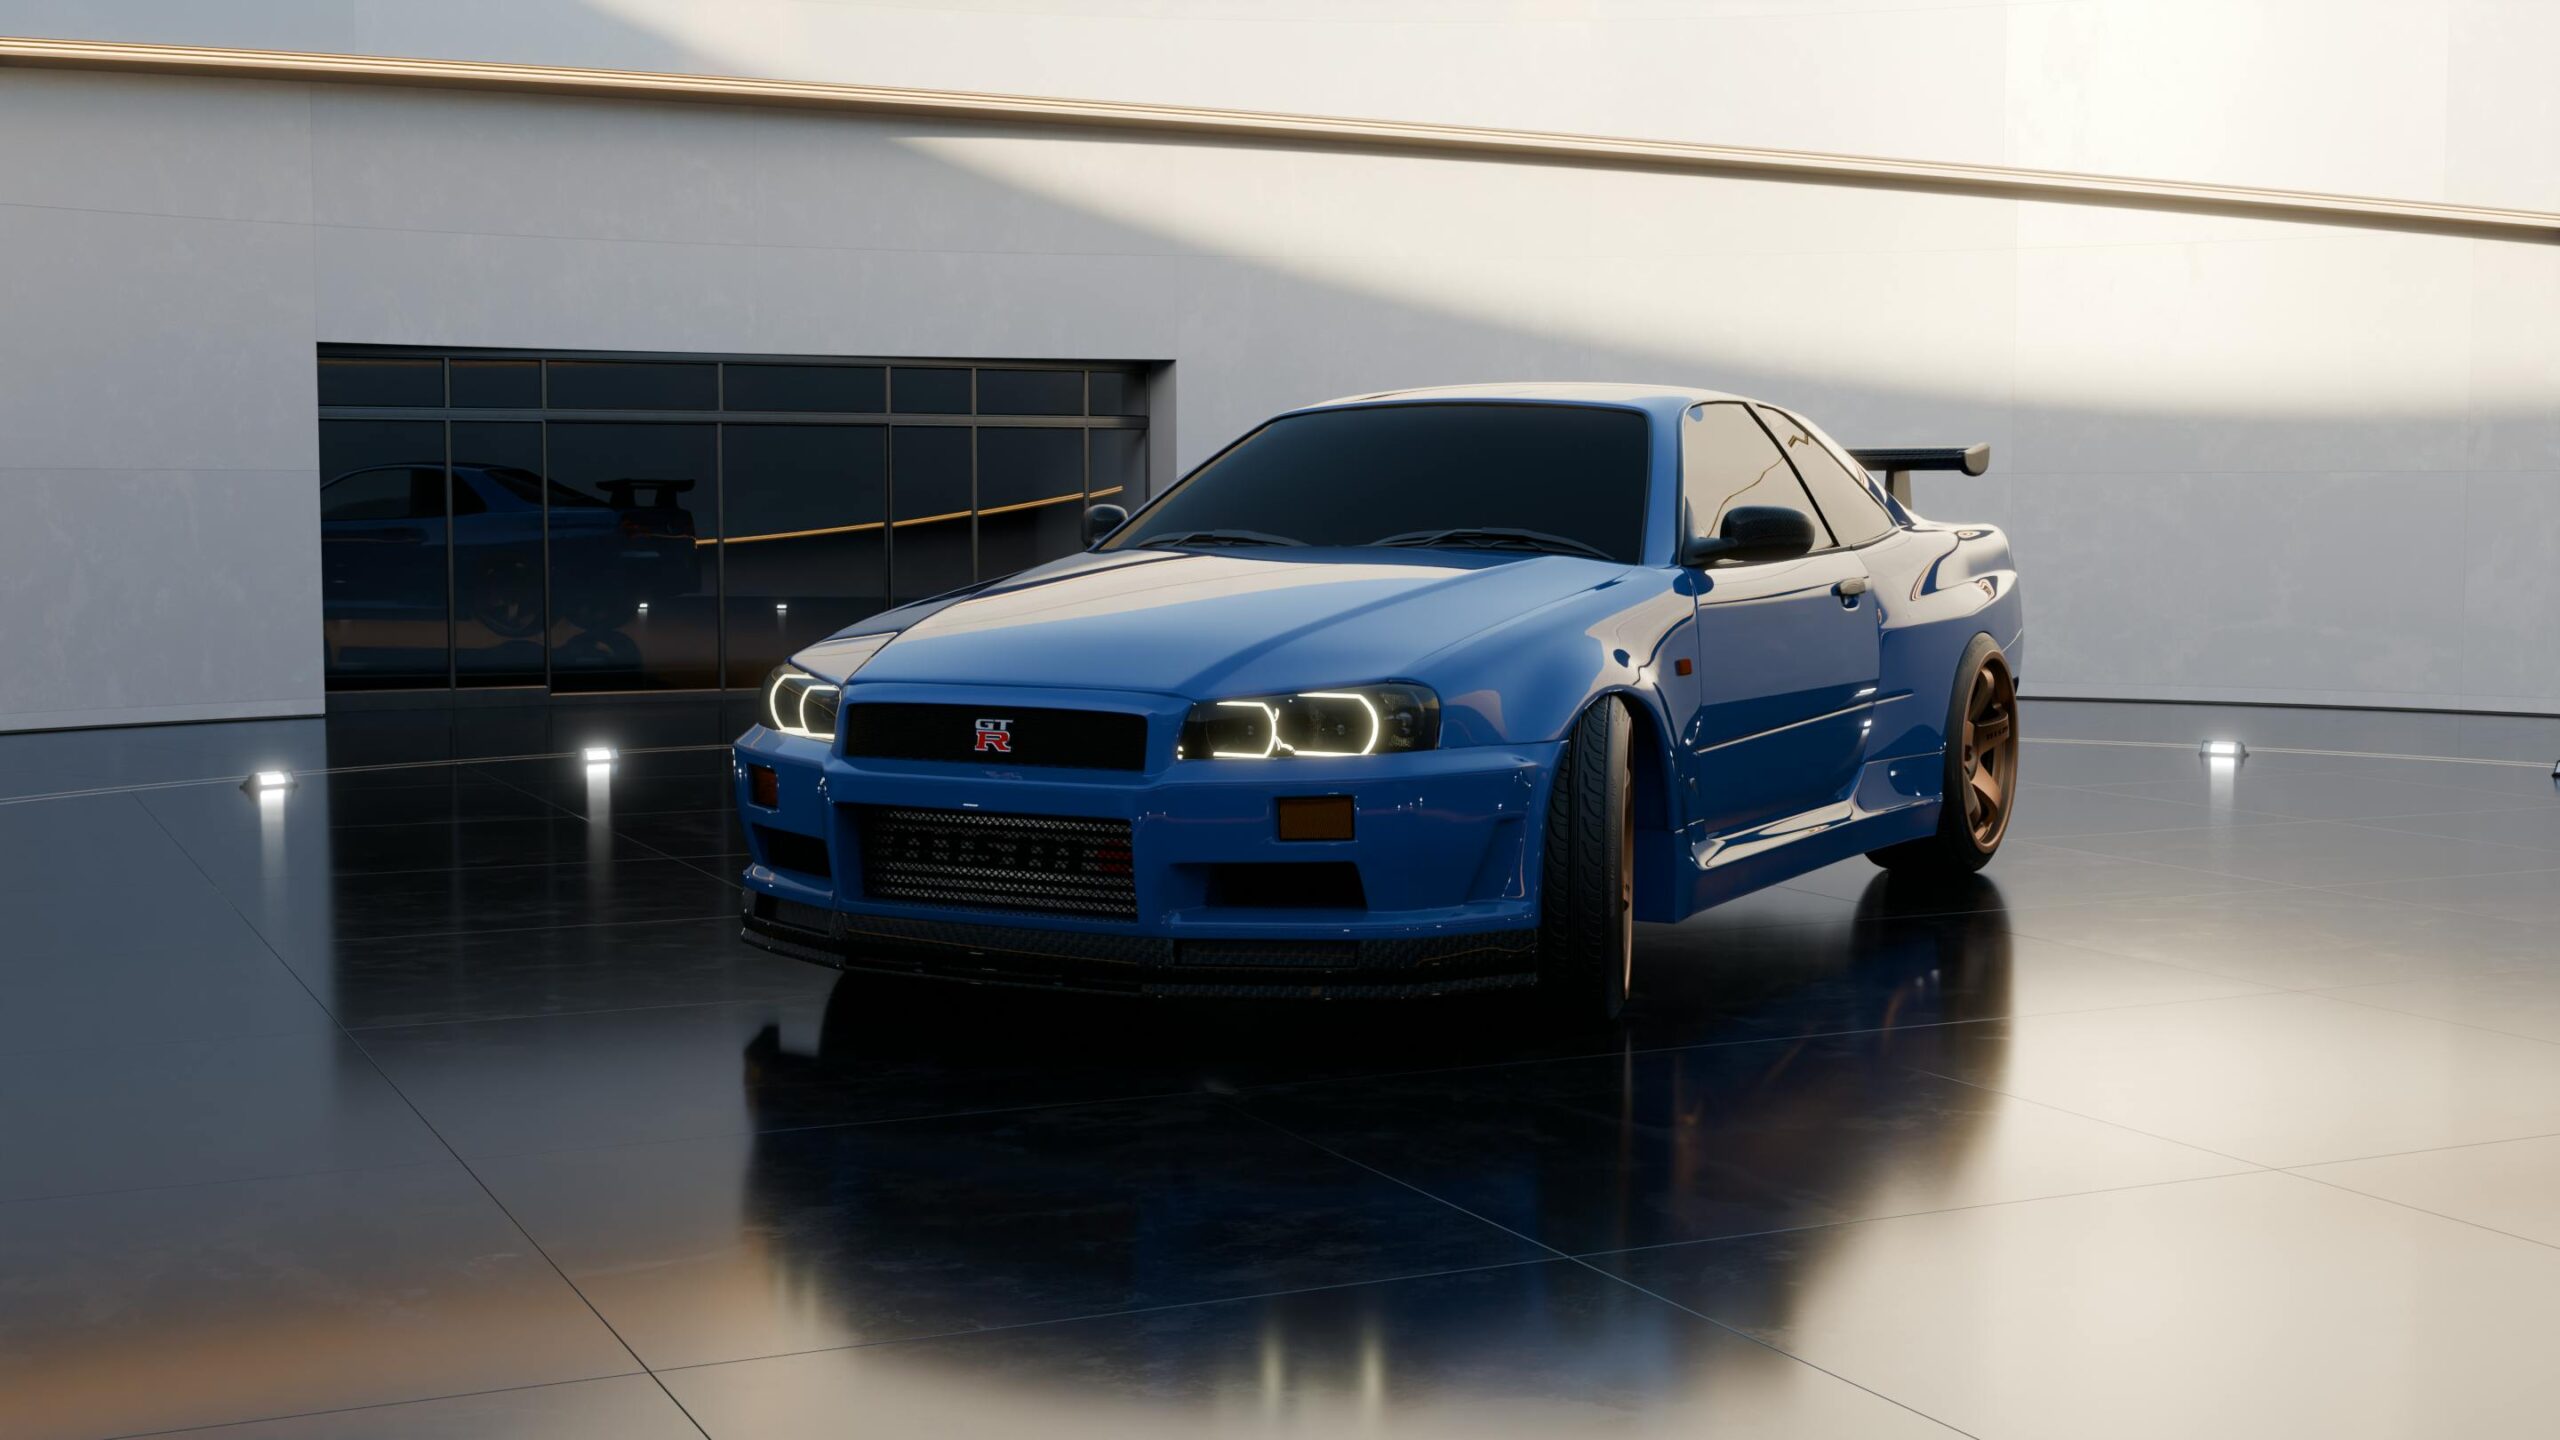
1957, 656, 2019, 850
1868, 635, 2018, 876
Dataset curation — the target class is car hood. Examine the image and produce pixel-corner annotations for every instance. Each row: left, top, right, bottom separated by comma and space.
805, 548, 1628, 697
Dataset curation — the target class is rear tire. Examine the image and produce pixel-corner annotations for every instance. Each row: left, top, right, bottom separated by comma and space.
1538, 699, 1635, 1023
1870, 634, 2019, 876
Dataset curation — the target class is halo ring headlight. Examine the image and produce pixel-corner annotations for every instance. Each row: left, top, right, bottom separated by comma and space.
1178, 684, 1438, 760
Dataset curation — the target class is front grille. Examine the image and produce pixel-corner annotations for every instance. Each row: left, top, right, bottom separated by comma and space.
854, 806, 1137, 919
842, 704, 1148, 771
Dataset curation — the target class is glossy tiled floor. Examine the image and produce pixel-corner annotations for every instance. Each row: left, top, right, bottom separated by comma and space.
6, 699, 2560, 1439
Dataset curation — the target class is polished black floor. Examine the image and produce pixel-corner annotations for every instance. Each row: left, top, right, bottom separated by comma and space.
7, 699, 2560, 1438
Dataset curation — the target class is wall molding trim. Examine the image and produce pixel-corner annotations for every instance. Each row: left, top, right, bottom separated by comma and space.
6, 35, 2555, 246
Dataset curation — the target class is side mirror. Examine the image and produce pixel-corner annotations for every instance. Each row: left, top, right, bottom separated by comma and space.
1683, 505, 1817, 567
1084, 503, 1129, 545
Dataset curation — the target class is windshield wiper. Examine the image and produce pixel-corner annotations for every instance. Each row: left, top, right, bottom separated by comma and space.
1369, 527, 1614, 561
1134, 528, 1306, 549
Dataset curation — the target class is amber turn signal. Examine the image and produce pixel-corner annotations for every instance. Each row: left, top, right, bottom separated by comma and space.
1275, 795, 1356, 842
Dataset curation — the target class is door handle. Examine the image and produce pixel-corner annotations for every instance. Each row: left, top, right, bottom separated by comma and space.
1833, 576, 1869, 606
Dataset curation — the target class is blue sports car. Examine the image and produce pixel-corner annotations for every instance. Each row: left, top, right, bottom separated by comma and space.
734, 384, 2021, 1020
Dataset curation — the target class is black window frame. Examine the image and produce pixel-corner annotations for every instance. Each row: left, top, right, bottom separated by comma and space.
1680, 401, 1839, 554
1756, 404, 1899, 550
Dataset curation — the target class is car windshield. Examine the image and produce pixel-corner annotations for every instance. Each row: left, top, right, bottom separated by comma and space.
1107, 403, 1649, 563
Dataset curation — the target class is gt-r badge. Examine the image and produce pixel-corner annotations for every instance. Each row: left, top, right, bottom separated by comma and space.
973, 718, 1014, 754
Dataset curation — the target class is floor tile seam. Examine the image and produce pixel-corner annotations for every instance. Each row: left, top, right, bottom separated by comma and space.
1988, 917, 2494, 995
338, 985, 839, 1035
122, 792, 718, 1432
2291, 986, 2560, 1051
100, 1369, 659, 1440
2330, 813, 2560, 850
0, 1018, 341, 1063
1221, 980, 2343, 1106
2294, 871, 2560, 920
471, 764, 745, 892
293, 912, 751, 945
206, 850, 746, 883
642, 1255, 1571, 1378
2022, 736, 2556, 775
1567, 1167, 2271, 1265
1895, 1057, 2279, 1173
0, 1155, 457, 1213
2022, 832, 2560, 892
2277, 1126, 2560, 1170
1214, 1099, 1984, 1439
334, 1028, 716, 1438
2267, 1166, 2560, 1256
1220, 1016, 2021, 1100
1772, 870, 2281, 922
442, 1084, 1226, 1166
1561, 1263, 1980, 1436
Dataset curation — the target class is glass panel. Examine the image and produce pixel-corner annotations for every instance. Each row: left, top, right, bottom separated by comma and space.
890, 426, 973, 602
976, 368, 1082, 416
448, 422, 548, 687
1761, 406, 1896, 547
724, 364, 885, 413
545, 360, 716, 411
1683, 403, 1832, 547
1088, 371, 1147, 418
545, 423, 718, 690
1107, 404, 1648, 563
889, 367, 970, 415
1091, 427, 1146, 508
318, 356, 441, 407
975, 428, 1084, 579
318, 420, 447, 688
451, 359, 540, 409
721, 425, 889, 686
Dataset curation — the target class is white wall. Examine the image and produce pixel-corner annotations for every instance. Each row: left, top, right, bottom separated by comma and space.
1, 1, 2554, 728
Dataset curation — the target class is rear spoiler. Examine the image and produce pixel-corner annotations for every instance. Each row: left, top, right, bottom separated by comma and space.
1847, 444, 1990, 506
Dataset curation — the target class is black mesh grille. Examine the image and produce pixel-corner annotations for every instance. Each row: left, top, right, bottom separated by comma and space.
854, 806, 1137, 919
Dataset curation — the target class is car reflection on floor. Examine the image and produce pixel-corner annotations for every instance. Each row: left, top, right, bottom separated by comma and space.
727, 872, 2012, 1420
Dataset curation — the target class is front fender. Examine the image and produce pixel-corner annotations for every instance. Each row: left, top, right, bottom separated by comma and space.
1419, 572, 1690, 748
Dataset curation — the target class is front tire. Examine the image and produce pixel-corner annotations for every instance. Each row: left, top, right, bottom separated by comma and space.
1538, 699, 1635, 1023
1870, 634, 2019, 876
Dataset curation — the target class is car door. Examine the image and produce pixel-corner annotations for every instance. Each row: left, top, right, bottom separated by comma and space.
1679, 403, 1882, 837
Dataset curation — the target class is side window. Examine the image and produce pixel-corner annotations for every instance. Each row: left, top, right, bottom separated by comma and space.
1682, 403, 1832, 550
1759, 407, 1896, 547
321, 466, 442, 523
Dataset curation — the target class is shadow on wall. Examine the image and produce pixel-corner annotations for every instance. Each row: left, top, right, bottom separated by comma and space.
282, 3, 2559, 713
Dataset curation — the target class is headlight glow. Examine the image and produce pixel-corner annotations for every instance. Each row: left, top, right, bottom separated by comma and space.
1179, 684, 1438, 760
761, 666, 841, 740
758, 634, 893, 741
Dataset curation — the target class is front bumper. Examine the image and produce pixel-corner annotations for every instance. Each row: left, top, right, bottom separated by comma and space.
733, 682, 1553, 997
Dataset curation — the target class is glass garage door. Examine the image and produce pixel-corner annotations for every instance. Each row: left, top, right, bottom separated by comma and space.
315, 349, 1150, 694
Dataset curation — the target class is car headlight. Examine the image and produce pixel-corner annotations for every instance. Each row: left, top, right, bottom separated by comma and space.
759, 634, 893, 740
1177, 684, 1440, 759
761, 666, 842, 740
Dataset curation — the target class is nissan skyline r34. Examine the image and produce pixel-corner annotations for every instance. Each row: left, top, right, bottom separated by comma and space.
733, 384, 2020, 1020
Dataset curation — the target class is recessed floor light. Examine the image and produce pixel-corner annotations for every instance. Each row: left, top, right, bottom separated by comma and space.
242, 770, 294, 793
582, 746, 617, 763
2200, 740, 2246, 760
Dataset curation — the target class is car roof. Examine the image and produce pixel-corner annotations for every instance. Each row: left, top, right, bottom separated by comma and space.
1298, 381, 1754, 412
